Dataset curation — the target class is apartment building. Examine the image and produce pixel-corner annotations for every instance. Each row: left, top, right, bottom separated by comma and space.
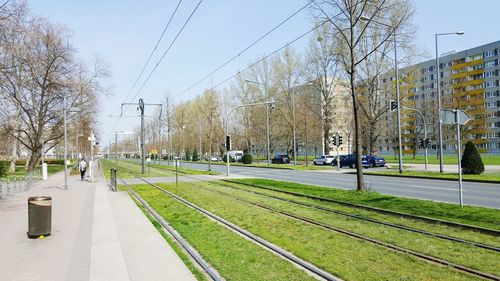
375, 40, 500, 155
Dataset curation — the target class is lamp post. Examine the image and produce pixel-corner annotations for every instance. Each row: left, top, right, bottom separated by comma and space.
245, 79, 272, 166
62, 94, 81, 189
435, 31, 465, 173
360, 16, 403, 173
226, 99, 276, 176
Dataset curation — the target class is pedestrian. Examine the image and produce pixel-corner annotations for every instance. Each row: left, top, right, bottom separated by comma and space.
79, 158, 87, 181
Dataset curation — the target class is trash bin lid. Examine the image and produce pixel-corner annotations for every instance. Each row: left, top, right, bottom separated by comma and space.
28, 196, 52, 202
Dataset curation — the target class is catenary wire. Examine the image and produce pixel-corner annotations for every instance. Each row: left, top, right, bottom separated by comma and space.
173, 0, 315, 99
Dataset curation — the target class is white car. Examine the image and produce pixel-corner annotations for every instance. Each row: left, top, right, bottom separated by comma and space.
313, 155, 335, 165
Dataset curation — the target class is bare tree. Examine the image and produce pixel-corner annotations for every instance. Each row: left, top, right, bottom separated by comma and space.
314, 0, 414, 191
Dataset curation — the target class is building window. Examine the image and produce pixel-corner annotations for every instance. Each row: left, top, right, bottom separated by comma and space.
484, 50, 495, 58
484, 81, 497, 88
485, 60, 497, 68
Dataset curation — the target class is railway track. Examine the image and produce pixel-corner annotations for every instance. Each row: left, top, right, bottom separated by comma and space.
133, 176, 340, 281
222, 179, 500, 236
214, 180, 500, 252
119, 178, 222, 281
185, 181, 500, 281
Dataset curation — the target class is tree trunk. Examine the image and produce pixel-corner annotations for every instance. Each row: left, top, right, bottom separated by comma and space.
351, 69, 365, 191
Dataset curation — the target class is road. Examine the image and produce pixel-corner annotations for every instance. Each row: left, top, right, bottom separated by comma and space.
163, 161, 500, 209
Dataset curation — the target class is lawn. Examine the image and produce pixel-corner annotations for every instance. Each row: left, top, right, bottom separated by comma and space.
364, 170, 500, 182
228, 178, 500, 231
125, 183, 317, 281
151, 182, 480, 280
383, 154, 500, 165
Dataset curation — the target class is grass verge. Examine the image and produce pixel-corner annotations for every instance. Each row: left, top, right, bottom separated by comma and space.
229, 178, 500, 231
125, 183, 317, 281
157, 181, 479, 280
363, 170, 500, 183
384, 155, 500, 165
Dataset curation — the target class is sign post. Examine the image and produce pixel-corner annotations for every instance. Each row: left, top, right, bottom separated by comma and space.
441, 109, 470, 207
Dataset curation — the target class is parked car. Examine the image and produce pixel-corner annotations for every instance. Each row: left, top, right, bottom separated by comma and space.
339, 154, 370, 168
330, 155, 346, 166
366, 155, 386, 167
272, 154, 290, 164
313, 155, 335, 165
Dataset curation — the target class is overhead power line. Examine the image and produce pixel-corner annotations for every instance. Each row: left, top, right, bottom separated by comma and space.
211, 21, 329, 91
174, 0, 314, 98
121, 0, 184, 105
129, 0, 204, 104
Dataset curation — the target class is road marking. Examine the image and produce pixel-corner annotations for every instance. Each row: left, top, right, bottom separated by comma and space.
410, 185, 467, 192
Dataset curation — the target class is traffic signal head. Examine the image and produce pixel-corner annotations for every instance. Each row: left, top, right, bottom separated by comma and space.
390, 100, 397, 111
419, 138, 424, 148
338, 135, 343, 145
331, 136, 337, 146
226, 135, 232, 151
424, 138, 430, 147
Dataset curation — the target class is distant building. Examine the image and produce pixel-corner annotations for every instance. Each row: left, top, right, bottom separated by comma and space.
374, 40, 500, 155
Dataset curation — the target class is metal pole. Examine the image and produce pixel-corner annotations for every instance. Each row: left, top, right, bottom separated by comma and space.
139, 98, 145, 174
402, 107, 428, 171
266, 95, 270, 166
435, 34, 444, 173
394, 31, 403, 174
292, 87, 297, 166
63, 95, 68, 190
456, 110, 463, 207
336, 131, 340, 171
90, 130, 94, 182
115, 131, 118, 165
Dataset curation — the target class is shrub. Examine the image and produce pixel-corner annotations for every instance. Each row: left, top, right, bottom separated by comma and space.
461, 141, 484, 175
222, 154, 234, 162
241, 153, 253, 164
192, 149, 199, 161
0, 161, 6, 177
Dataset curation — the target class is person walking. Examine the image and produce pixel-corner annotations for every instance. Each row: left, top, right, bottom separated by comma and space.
78, 158, 87, 181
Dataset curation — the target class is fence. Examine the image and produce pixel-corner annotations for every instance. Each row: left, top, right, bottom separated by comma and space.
0, 170, 41, 199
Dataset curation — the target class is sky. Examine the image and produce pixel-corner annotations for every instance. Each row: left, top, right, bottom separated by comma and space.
28, 0, 500, 146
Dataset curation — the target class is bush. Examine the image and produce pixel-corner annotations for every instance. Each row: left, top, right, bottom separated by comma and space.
461, 141, 484, 175
0, 161, 6, 177
241, 153, 253, 164
192, 149, 199, 161
222, 154, 234, 162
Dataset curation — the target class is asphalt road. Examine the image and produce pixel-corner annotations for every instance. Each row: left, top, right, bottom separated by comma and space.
168, 161, 500, 209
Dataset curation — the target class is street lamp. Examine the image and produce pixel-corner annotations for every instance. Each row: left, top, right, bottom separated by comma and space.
435, 31, 464, 173
62, 94, 81, 189
225, 99, 276, 176
245, 79, 272, 166
361, 16, 404, 174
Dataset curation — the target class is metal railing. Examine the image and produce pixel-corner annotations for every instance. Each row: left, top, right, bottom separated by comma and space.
0, 170, 41, 199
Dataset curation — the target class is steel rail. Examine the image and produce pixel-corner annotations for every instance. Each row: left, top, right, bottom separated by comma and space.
119, 177, 222, 281
191, 183, 500, 281
222, 179, 500, 236
214, 181, 500, 252
135, 176, 341, 281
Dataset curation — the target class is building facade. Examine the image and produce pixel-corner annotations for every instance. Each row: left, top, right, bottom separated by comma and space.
375, 40, 500, 155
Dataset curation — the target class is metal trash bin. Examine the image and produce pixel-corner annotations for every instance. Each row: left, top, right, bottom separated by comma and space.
27, 196, 52, 238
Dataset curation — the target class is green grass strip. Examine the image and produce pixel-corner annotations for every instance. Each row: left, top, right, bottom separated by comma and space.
231, 178, 500, 231
129, 184, 317, 281
159, 182, 479, 280
384, 155, 500, 165
216, 180, 500, 248
364, 170, 500, 183
197, 181, 500, 276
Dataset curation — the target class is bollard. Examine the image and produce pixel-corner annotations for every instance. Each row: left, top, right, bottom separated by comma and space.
0, 178, 3, 199
6, 177, 10, 195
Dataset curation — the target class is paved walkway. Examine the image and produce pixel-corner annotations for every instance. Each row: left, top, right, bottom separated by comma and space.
0, 164, 196, 281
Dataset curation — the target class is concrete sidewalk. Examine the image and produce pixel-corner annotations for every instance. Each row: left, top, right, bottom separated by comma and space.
0, 166, 196, 281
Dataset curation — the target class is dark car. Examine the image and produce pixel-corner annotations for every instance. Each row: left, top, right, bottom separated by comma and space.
272, 154, 290, 164
330, 155, 346, 166
366, 155, 386, 167
339, 154, 370, 168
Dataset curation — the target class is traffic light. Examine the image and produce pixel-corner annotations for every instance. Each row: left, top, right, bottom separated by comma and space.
390, 100, 397, 111
226, 135, 232, 151
424, 138, 430, 148
331, 136, 337, 146
338, 135, 343, 145
419, 139, 424, 148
